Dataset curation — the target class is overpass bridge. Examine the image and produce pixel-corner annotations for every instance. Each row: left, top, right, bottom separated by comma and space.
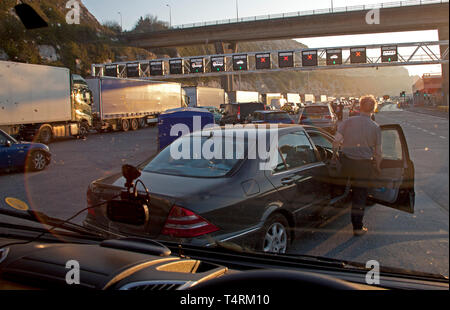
120, 0, 448, 102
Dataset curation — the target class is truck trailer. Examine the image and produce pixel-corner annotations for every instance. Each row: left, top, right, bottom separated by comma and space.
86, 77, 183, 132
0, 61, 93, 144
227, 91, 260, 104
183, 86, 226, 109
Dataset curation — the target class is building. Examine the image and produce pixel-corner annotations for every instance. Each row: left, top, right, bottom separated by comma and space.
412, 73, 444, 106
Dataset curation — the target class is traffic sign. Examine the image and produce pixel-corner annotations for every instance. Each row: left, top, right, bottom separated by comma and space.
350, 47, 366, 64
302, 50, 318, 67
211, 56, 226, 72
169, 59, 184, 74
126, 63, 140, 78
233, 54, 248, 71
190, 58, 204, 73
104, 64, 118, 77
278, 51, 294, 68
150, 60, 164, 76
326, 49, 342, 65
381, 46, 398, 62
255, 53, 271, 69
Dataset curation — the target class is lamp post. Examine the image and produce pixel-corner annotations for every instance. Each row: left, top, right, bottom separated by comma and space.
166, 4, 172, 28
236, 0, 239, 20
118, 12, 122, 32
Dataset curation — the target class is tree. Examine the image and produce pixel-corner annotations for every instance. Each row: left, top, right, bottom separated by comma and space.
103, 20, 122, 34
132, 15, 168, 33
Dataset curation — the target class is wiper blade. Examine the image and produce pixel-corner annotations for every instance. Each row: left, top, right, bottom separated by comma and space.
0, 208, 105, 238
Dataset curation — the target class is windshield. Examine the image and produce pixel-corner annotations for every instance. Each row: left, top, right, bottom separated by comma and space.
0, 0, 448, 284
144, 135, 247, 177
303, 106, 330, 114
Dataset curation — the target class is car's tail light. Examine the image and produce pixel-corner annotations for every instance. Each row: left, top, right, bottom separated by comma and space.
162, 205, 219, 238
237, 106, 241, 120
290, 119, 295, 124
324, 115, 332, 119
87, 186, 95, 216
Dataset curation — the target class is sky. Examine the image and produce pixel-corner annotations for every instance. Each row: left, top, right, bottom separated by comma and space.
81, 0, 443, 76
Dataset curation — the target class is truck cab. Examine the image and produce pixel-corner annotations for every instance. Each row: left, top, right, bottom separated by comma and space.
72, 74, 93, 128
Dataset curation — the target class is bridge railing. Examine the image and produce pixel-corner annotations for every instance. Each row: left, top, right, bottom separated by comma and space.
170, 0, 448, 30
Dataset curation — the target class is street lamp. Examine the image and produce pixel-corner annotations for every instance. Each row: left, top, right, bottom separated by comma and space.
331, 0, 334, 12
166, 4, 172, 28
118, 12, 122, 32
236, 0, 239, 20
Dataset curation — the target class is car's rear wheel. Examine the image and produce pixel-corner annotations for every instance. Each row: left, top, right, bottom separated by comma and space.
130, 118, 139, 131
259, 214, 290, 254
27, 151, 47, 172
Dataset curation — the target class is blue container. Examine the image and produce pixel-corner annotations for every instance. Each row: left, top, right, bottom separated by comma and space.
158, 107, 215, 150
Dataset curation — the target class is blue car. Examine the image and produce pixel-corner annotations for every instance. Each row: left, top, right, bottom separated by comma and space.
250, 110, 294, 124
0, 129, 51, 172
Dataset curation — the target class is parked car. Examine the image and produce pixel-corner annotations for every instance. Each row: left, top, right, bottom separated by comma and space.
298, 104, 338, 134
84, 124, 415, 254
250, 110, 294, 124
0, 129, 51, 172
219, 102, 265, 125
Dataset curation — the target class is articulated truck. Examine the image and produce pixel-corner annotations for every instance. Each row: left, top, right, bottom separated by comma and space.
183, 86, 226, 109
0, 61, 93, 144
86, 77, 183, 132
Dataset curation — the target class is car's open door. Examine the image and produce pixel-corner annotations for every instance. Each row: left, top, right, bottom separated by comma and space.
368, 124, 415, 214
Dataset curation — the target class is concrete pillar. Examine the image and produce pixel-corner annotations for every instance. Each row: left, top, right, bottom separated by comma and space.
214, 41, 238, 92
438, 25, 449, 107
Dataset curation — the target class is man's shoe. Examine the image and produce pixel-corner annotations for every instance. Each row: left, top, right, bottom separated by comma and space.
353, 227, 368, 236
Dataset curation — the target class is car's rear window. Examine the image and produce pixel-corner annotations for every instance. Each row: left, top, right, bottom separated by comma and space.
144, 135, 248, 177
303, 106, 330, 114
265, 112, 291, 120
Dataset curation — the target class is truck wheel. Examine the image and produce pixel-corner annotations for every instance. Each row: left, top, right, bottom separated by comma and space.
138, 118, 146, 128
26, 151, 48, 172
121, 119, 130, 132
130, 119, 139, 131
79, 122, 89, 138
38, 126, 52, 144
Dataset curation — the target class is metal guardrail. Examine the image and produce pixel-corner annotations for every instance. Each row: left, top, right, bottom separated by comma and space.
169, 0, 448, 30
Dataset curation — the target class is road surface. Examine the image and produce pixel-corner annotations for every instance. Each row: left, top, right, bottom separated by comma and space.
0, 105, 448, 278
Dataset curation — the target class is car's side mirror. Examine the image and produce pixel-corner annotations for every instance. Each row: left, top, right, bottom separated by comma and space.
5, 140, 13, 147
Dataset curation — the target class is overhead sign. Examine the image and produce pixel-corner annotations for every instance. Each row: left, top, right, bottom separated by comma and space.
381, 46, 398, 62
190, 58, 204, 73
169, 59, 184, 74
232, 54, 248, 71
211, 56, 226, 72
302, 50, 318, 67
104, 64, 118, 77
126, 63, 140, 78
150, 60, 164, 76
326, 49, 342, 65
255, 53, 271, 70
278, 51, 294, 68
350, 47, 366, 64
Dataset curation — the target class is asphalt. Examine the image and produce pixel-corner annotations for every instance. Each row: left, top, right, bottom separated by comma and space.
0, 104, 448, 278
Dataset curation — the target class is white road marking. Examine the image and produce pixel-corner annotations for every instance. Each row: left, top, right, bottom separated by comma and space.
439, 136, 447, 139
430, 132, 436, 136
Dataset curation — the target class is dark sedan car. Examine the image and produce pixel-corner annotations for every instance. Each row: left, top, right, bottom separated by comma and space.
0, 129, 51, 172
250, 110, 294, 124
84, 124, 415, 254
298, 104, 338, 133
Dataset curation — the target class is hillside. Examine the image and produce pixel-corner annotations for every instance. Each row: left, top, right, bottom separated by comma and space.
0, 0, 155, 75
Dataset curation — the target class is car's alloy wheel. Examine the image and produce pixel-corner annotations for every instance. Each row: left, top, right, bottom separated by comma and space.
261, 215, 290, 254
29, 151, 47, 171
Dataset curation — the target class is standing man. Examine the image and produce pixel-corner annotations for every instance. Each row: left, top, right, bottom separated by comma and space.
332, 95, 382, 236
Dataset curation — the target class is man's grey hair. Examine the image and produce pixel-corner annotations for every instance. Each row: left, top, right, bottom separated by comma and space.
360, 95, 378, 113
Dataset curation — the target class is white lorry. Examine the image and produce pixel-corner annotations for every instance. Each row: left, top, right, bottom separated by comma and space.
183, 86, 226, 109
0, 61, 93, 144
86, 77, 183, 132
227, 91, 260, 104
